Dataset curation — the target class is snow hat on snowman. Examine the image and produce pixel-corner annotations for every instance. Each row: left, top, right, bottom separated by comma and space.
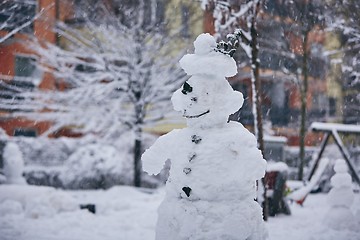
179, 33, 238, 77
172, 33, 243, 127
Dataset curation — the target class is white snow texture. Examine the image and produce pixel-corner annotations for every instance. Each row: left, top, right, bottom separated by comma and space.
142, 33, 267, 240
0, 185, 77, 219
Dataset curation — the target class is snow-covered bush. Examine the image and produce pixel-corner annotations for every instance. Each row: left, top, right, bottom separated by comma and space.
24, 166, 64, 188
15, 137, 75, 166
3, 142, 26, 184
61, 144, 125, 189
2, 133, 161, 188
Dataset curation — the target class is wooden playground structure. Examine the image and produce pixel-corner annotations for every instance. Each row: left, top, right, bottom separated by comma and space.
307, 122, 360, 185
268, 122, 360, 212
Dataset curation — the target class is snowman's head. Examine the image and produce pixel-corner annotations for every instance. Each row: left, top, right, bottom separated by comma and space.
171, 75, 244, 128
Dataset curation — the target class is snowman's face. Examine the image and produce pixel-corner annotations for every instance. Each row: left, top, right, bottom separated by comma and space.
176, 80, 211, 119
171, 75, 244, 128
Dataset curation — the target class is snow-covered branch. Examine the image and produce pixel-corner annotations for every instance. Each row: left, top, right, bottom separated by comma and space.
0, 1, 52, 44
2, 1, 187, 142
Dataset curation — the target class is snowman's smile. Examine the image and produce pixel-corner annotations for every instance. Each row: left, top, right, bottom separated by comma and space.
184, 110, 210, 118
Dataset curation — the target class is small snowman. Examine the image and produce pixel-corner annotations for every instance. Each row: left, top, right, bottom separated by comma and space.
142, 33, 267, 240
324, 159, 356, 231
3, 142, 27, 185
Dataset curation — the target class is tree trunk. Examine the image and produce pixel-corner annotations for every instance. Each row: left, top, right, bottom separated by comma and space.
250, 1, 264, 154
250, 0, 267, 221
134, 128, 142, 187
298, 31, 309, 181
134, 97, 144, 187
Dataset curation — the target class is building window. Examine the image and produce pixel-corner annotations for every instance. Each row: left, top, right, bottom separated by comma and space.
15, 55, 36, 77
310, 92, 328, 119
312, 93, 328, 112
329, 97, 336, 117
0, 0, 37, 34
14, 128, 37, 137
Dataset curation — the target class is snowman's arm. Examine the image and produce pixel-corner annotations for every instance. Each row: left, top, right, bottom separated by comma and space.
229, 126, 267, 179
142, 131, 178, 175
231, 140, 267, 180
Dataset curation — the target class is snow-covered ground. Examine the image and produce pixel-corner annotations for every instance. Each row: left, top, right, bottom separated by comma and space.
0, 185, 359, 240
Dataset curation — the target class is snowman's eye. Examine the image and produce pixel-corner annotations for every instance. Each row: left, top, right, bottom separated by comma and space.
182, 81, 193, 95
191, 97, 197, 102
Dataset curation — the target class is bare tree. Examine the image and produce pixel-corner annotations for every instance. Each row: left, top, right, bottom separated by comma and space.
1, 0, 186, 187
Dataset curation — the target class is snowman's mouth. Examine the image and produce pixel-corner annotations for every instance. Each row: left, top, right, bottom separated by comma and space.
184, 110, 210, 118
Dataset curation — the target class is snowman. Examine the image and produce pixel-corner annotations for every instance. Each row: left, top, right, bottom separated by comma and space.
324, 159, 357, 231
3, 142, 27, 185
142, 33, 267, 240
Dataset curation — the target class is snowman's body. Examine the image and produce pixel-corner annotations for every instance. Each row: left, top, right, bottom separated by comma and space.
144, 123, 265, 240
324, 159, 357, 231
142, 34, 267, 240
144, 123, 264, 202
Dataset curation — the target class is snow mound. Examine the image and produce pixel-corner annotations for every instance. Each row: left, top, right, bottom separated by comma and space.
0, 185, 77, 218
0, 199, 23, 216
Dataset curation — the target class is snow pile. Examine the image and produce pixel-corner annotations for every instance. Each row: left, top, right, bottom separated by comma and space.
142, 33, 267, 240
3, 142, 26, 185
0, 199, 23, 216
60, 144, 124, 189
324, 159, 358, 231
0, 185, 77, 219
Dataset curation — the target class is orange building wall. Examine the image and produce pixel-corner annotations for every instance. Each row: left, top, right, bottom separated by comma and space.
0, 117, 52, 136
0, 0, 74, 137
0, 34, 33, 76
203, 4, 215, 35
0, 0, 74, 87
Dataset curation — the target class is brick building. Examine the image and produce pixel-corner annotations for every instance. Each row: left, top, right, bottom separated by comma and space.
0, 0, 77, 137
0, 0, 204, 138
